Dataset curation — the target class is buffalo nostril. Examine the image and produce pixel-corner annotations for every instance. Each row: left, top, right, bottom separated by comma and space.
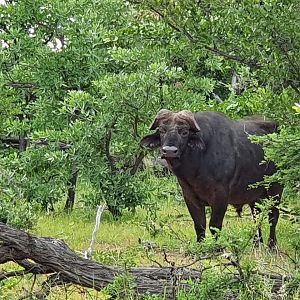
162, 146, 178, 155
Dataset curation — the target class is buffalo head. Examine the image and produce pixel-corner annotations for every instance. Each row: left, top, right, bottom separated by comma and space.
141, 109, 205, 159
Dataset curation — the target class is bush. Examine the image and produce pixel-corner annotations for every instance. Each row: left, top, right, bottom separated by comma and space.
251, 106, 300, 214
0, 166, 38, 229
0, 197, 37, 229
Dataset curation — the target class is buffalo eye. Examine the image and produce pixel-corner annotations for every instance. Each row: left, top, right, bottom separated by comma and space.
159, 127, 167, 135
180, 129, 189, 137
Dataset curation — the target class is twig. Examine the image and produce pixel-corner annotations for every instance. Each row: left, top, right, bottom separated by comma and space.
278, 250, 299, 267
19, 273, 66, 300
164, 224, 188, 244
0, 269, 29, 280
222, 253, 244, 278
163, 249, 175, 267
144, 249, 163, 268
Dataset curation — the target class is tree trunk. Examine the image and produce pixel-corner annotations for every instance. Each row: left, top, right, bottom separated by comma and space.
64, 165, 78, 212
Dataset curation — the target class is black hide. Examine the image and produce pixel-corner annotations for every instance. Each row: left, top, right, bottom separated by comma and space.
141, 110, 283, 249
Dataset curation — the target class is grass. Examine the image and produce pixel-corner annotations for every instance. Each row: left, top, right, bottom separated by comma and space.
1, 197, 300, 299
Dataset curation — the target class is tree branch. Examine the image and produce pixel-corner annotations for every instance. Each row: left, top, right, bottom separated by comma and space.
130, 151, 145, 175
204, 46, 261, 69
0, 222, 294, 298
147, 5, 260, 69
104, 120, 117, 172
5, 82, 38, 89
0, 137, 71, 151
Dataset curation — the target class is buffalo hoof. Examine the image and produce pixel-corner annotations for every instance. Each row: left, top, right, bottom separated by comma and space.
196, 235, 205, 243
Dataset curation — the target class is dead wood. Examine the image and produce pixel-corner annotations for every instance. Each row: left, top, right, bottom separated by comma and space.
0, 222, 201, 299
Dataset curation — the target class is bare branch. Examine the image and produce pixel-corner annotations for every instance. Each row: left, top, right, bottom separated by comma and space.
0, 137, 71, 151
84, 204, 106, 260
130, 151, 145, 175
5, 82, 38, 89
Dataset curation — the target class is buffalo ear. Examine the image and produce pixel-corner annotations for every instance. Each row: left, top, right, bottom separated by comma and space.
150, 109, 172, 130
140, 132, 161, 149
188, 134, 206, 150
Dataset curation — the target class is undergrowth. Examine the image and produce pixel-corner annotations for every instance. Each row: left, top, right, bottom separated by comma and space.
1, 196, 299, 299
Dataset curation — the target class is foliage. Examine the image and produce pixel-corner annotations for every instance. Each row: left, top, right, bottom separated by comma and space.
0, 197, 36, 229
103, 273, 135, 300
256, 121, 300, 214
137, 0, 300, 89
261, 128, 300, 193
0, 0, 227, 216
0, 164, 37, 228
1, 0, 299, 218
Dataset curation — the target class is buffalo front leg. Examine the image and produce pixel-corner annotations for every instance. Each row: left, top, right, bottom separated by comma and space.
209, 202, 228, 238
178, 179, 206, 242
184, 197, 206, 242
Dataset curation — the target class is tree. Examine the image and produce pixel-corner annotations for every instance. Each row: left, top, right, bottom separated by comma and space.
134, 1, 300, 90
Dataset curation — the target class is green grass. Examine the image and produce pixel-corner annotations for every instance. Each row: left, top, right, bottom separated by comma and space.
1, 199, 300, 299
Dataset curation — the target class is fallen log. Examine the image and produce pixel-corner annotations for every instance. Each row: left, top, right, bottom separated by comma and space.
0, 222, 201, 299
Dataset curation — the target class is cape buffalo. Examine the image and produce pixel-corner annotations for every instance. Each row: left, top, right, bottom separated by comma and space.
141, 109, 283, 249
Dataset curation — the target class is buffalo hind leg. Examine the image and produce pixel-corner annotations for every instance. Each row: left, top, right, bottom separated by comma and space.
268, 206, 279, 250
267, 183, 282, 250
209, 203, 227, 238
249, 202, 263, 247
